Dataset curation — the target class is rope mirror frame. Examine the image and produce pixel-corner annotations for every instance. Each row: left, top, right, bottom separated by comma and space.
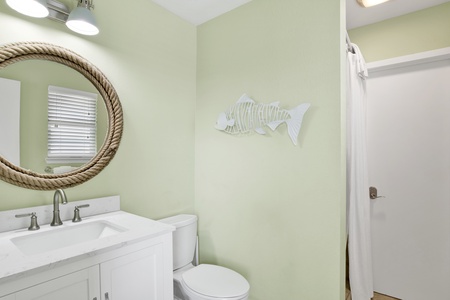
0, 41, 123, 190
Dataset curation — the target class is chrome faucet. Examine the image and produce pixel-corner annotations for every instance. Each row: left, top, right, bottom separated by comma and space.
50, 189, 68, 226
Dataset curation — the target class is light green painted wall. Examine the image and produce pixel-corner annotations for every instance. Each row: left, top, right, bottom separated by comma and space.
1, 1, 347, 299
195, 1, 346, 299
0, 0, 196, 218
348, 2, 450, 62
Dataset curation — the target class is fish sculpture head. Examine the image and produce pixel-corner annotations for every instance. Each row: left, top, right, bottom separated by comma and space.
215, 112, 235, 131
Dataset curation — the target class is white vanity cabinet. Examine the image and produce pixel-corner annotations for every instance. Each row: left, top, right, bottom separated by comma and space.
100, 244, 165, 300
0, 233, 173, 300
14, 266, 99, 300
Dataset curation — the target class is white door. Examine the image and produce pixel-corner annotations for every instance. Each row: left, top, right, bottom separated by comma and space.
0, 77, 21, 165
15, 266, 99, 300
367, 57, 450, 299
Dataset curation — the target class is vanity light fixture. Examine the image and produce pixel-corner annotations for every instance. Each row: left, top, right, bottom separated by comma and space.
357, 0, 391, 8
5, 0, 99, 36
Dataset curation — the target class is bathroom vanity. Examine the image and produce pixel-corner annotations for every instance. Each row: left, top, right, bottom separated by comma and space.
0, 207, 174, 300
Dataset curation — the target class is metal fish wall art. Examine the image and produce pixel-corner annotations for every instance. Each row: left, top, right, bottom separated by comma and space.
215, 94, 310, 146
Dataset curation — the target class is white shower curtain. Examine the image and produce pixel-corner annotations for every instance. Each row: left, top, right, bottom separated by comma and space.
346, 43, 374, 300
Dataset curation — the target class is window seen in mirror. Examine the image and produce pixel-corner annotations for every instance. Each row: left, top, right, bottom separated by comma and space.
46, 85, 98, 164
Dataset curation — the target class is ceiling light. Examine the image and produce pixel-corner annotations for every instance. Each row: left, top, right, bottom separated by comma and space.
66, 0, 99, 36
6, 0, 49, 18
357, 0, 391, 8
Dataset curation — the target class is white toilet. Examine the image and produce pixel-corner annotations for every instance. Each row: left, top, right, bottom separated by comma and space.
159, 214, 250, 300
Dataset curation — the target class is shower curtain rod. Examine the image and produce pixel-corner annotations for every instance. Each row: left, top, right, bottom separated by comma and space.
346, 32, 355, 54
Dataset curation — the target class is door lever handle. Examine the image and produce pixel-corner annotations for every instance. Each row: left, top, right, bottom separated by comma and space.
369, 186, 385, 200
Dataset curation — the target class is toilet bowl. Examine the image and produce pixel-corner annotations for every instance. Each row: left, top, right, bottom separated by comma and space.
159, 214, 250, 300
174, 263, 249, 300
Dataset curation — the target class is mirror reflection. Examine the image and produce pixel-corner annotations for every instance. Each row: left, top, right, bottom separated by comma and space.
0, 60, 107, 175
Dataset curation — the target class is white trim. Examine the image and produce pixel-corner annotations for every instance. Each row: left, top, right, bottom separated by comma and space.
367, 47, 450, 74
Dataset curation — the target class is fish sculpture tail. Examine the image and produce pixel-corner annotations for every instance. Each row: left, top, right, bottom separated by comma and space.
286, 103, 311, 146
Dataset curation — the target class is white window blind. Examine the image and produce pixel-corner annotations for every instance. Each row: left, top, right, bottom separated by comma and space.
47, 85, 98, 164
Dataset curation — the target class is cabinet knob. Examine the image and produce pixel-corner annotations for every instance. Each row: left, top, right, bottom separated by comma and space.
105, 292, 110, 300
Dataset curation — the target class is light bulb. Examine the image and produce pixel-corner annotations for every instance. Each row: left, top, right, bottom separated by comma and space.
6, 0, 49, 18
357, 0, 391, 8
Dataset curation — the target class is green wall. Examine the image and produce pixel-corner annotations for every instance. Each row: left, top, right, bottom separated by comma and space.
195, 1, 346, 299
349, 2, 450, 62
0, 0, 197, 217
0, 1, 347, 299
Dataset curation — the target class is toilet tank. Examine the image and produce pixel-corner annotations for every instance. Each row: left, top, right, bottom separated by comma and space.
158, 214, 198, 270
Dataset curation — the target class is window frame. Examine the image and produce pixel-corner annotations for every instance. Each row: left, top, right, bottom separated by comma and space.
46, 85, 98, 164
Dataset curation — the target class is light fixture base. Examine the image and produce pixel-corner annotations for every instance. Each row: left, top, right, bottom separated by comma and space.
46, 0, 70, 23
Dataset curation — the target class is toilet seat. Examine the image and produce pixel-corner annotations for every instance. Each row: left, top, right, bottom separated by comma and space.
181, 264, 249, 300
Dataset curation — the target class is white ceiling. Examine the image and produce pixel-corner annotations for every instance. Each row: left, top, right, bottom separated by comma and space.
151, 0, 251, 25
346, 0, 450, 29
152, 0, 450, 28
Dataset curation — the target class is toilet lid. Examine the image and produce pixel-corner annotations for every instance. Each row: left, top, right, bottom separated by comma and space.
182, 264, 249, 298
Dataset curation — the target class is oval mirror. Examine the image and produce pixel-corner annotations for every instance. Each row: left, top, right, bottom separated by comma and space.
0, 42, 123, 190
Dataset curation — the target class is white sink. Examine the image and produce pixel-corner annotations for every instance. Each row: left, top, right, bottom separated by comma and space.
10, 221, 127, 256
0, 210, 175, 281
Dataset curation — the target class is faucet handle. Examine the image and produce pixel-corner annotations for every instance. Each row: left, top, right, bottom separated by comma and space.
15, 212, 40, 231
72, 204, 90, 222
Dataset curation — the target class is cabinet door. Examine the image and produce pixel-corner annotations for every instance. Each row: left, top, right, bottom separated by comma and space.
15, 266, 100, 300
100, 244, 165, 300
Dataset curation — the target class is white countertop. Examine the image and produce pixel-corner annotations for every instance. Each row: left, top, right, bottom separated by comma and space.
0, 211, 175, 283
